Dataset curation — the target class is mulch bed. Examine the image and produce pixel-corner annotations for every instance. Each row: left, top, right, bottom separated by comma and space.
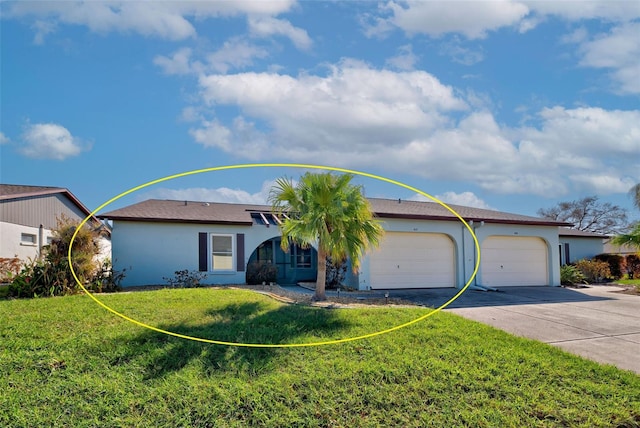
117, 283, 422, 308
563, 282, 640, 296
610, 285, 640, 296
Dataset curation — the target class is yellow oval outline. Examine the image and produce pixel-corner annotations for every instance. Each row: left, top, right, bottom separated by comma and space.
69, 164, 480, 347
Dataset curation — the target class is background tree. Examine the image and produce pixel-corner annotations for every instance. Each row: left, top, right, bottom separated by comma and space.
537, 196, 629, 235
629, 183, 640, 211
608, 183, 640, 250
269, 172, 384, 301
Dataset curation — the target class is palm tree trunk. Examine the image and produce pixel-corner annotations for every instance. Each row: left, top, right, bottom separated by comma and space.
315, 246, 327, 301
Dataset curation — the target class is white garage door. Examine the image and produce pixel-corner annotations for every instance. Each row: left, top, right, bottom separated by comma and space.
370, 232, 455, 289
481, 236, 548, 287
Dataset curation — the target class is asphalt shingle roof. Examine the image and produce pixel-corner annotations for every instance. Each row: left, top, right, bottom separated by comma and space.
1, 183, 104, 229
0, 184, 67, 200
558, 227, 608, 238
99, 198, 570, 227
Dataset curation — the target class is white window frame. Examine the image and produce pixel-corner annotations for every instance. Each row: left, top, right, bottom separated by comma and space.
20, 233, 37, 246
210, 233, 235, 272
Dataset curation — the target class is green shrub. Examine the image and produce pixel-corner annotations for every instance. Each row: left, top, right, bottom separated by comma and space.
625, 254, 640, 279
0, 257, 21, 283
325, 256, 347, 289
575, 259, 611, 283
246, 261, 277, 285
594, 253, 625, 279
8, 259, 54, 298
560, 264, 586, 285
7, 216, 119, 298
164, 269, 208, 288
92, 259, 125, 293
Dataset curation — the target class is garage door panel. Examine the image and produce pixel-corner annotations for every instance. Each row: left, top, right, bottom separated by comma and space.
481, 236, 548, 287
370, 232, 455, 289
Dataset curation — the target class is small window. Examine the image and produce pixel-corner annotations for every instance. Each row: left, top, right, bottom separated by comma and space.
21, 233, 37, 246
291, 245, 312, 268
211, 234, 234, 271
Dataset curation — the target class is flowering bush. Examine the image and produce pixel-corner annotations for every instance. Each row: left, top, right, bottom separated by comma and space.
575, 259, 611, 283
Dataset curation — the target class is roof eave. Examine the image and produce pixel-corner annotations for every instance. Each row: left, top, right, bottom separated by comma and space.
97, 215, 253, 226
0, 188, 67, 201
375, 212, 568, 227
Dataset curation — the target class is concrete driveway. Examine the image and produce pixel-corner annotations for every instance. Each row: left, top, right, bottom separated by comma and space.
386, 285, 640, 374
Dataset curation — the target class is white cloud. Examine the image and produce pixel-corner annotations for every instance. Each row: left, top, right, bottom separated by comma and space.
6, 0, 297, 42
188, 62, 639, 197
20, 123, 88, 160
198, 59, 466, 127
439, 38, 484, 65
180, 106, 202, 123
140, 180, 278, 205
367, 1, 640, 40
31, 20, 57, 45
410, 191, 494, 210
517, 106, 640, 157
248, 16, 312, 50
189, 119, 232, 151
153, 47, 199, 75
560, 27, 588, 45
575, 22, 640, 95
569, 174, 636, 195
525, 1, 640, 22
154, 39, 269, 76
385, 44, 418, 70
190, 116, 271, 160
0, 132, 9, 144
206, 38, 270, 73
375, 0, 530, 39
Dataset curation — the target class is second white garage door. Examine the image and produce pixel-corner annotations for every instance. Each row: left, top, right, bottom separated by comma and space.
480, 236, 548, 287
369, 232, 455, 289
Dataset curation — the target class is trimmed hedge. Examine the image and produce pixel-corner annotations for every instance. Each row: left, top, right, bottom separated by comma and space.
625, 254, 640, 279
594, 253, 625, 279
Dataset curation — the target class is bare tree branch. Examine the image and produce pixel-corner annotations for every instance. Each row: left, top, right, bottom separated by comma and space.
538, 196, 629, 235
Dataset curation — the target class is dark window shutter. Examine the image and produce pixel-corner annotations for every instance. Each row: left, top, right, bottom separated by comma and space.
198, 232, 208, 272
564, 243, 570, 265
559, 244, 563, 266
236, 233, 245, 272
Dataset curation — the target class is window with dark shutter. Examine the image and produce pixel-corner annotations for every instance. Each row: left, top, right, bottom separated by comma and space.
236, 234, 245, 272
198, 232, 208, 271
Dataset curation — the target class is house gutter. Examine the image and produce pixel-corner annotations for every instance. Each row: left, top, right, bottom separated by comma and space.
461, 222, 466, 289
38, 224, 44, 260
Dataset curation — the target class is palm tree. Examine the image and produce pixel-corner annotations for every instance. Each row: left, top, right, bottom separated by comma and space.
609, 184, 640, 253
630, 183, 640, 211
269, 172, 384, 301
611, 223, 640, 249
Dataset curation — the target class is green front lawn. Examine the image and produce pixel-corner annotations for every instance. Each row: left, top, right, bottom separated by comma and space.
1, 288, 639, 427
615, 277, 640, 292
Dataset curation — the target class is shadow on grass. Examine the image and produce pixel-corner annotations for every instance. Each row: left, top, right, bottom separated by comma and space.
109, 300, 350, 379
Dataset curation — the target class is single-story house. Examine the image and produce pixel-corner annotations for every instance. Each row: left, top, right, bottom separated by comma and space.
0, 184, 110, 262
100, 198, 570, 290
603, 240, 639, 256
558, 228, 607, 265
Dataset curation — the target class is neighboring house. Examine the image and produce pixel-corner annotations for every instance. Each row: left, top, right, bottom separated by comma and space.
603, 240, 638, 256
558, 228, 607, 265
0, 184, 110, 262
100, 198, 569, 290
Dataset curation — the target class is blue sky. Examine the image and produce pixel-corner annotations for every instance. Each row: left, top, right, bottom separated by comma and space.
1, 1, 639, 219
